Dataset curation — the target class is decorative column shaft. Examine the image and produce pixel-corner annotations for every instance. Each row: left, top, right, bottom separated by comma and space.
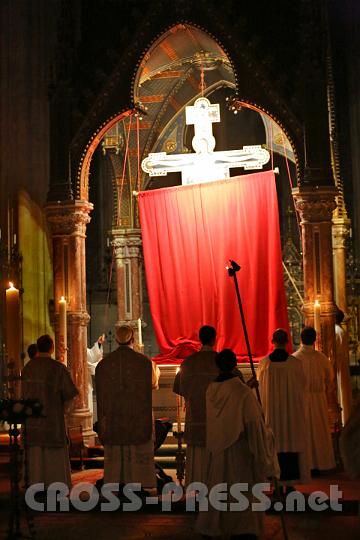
111, 228, 143, 349
332, 217, 352, 424
46, 200, 95, 444
332, 218, 351, 313
293, 186, 340, 427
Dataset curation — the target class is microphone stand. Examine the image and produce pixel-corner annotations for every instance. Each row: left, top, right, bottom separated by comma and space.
227, 259, 289, 540
227, 260, 261, 405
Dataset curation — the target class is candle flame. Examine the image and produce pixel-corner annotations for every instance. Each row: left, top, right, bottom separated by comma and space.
8, 282, 14, 288
60, 296, 65, 302
314, 299, 320, 307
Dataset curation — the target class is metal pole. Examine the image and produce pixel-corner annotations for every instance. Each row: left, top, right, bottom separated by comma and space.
231, 269, 262, 404
227, 260, 289, 540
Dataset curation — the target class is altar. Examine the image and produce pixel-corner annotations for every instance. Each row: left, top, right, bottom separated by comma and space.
152, 363, 256, 425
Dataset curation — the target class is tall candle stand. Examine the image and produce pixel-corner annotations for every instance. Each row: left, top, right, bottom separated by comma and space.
7, 422, 36, 540
1, 399, 42, 539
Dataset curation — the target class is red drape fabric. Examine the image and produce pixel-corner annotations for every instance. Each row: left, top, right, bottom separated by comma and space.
138, 171, 290, 362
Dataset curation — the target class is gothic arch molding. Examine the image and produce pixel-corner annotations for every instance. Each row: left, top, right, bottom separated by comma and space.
72, 20, 304, 201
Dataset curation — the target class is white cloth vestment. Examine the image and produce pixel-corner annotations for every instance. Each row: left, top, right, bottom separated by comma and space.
335, 324, 353, 424
258, 353, 311, 484
87, 342, 103, 415
195, 377, 279, 537
293, 344, 335, 470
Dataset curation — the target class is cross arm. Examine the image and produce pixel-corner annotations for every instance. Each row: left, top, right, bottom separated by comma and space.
141, 152, 195, 177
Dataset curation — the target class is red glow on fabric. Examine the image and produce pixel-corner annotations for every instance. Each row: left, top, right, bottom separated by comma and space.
138, 171, 290, 363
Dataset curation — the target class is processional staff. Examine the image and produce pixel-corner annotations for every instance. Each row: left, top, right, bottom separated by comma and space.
226, 259, 289, 540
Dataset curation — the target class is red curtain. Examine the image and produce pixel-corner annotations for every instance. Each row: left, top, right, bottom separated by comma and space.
138, 171, 290, 362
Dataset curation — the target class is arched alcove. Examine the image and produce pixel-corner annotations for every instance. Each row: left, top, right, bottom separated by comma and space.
84, 23, 303, 352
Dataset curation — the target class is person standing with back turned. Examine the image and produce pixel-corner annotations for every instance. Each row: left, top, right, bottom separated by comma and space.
293, 326, 335, 472
96, 325, 160, 491
173, 325, 218, 484
258, 328, 310, 491
22, 334, 78, 489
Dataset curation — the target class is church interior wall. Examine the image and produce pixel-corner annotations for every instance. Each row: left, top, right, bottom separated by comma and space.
1, 0, 360, 392
0, 0, 57, 364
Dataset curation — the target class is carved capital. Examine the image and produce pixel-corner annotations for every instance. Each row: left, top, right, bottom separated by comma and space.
67, 311, 90, 326
110, 228, 142, 259
115, 319, 147, 330
128, 245, 142, 257
45, 200, 93, 236
332, 217, 351, 249
292, 186, 337, 223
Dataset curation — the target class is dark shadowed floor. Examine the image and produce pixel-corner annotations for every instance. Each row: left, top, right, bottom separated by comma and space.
1, 430, 359, 540
0, 467, 359, 540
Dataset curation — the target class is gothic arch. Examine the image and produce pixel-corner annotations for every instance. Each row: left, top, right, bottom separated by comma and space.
73, 21, 303, 202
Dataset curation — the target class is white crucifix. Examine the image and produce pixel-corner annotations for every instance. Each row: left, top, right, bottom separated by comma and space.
141, 97, 270, 185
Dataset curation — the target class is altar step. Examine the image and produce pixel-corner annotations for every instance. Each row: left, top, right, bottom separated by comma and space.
70, 435, 183, 471
0, 430, 182, 473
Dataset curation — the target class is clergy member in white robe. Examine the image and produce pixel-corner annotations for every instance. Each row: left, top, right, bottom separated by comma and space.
196, 349, 279, 539
87, 334, 105, 416
258, 328, 310, 487
335, 309, 353, 424
293, 326, 335, 471
95, 325, 160, 489
21, 334, 78, 489
173, 325, 218, 484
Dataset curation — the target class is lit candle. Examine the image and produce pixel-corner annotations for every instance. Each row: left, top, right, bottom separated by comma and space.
58, 296, 67, 364
6, 282, 21, 395
176, 367, 182, 433
314, 299, 321, 349
138, 318, 142, 345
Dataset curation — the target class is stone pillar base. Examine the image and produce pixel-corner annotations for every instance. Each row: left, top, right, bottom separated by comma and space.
67, 408, 96, 446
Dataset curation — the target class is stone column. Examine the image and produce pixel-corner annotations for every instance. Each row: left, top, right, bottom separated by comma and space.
46, 200, 95, 444
111, 228, 143, 350
293, 185, 341, 426
332, 217, 351, 313
332, 217, 353, 424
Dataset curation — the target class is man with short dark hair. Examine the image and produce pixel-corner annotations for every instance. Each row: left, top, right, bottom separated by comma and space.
198, 325, 216, 346
258, 328, 310, 488
22, 334, 78, 488
96, 325, 160, 489
173, 325, 218, 484
196, 348, 279, 539
27, 343, 38, 362
293, 326, 335, 471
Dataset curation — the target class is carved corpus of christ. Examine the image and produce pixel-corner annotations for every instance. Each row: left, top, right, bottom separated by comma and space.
141, 97, 270, 185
